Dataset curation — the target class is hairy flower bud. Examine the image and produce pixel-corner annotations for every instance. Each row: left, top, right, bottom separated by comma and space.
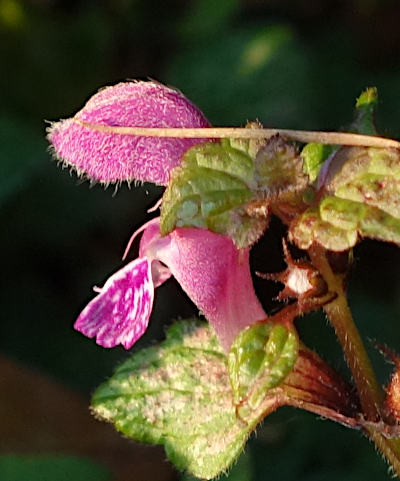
48, 81, 210, 185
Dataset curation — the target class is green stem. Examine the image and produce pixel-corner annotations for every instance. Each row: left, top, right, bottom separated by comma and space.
308, 245, 381, 418
308, 245, 400, 476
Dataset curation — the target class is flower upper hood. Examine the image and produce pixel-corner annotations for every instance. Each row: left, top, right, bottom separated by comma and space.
48, 81, 210, 185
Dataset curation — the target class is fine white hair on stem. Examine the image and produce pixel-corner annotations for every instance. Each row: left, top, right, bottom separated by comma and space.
75, 119, 400, 149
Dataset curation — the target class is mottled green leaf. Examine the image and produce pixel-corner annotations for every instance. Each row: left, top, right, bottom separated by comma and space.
326, 147, 400, 190
290, 197, 400, 251
359, 205, 400, 243
319, 197, 367, 230
318, 195, 400, 244
291, 110, 400, 252
289, 207, 358, 251
326, 146, 400, 218
336, 174, 400, 218
160, 139, 268, 248
290, 87, 388, 251
92, 320, 277, 480
228, 322, 298, 420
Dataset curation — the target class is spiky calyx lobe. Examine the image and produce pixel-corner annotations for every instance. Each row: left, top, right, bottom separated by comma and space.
257, 240, 328, 305
378, 345, 400, 423
48, 81, 210, 185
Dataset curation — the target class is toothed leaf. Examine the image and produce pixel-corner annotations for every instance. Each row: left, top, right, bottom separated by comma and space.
290, 96, 400, 255
92, 320, 279, 480
160, 139, 269, 248
325, 147, 400, 217
228, 322, 298, 421
290, 196, 400, 251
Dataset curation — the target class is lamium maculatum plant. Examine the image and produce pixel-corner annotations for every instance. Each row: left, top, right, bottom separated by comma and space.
48, 83, 400, 479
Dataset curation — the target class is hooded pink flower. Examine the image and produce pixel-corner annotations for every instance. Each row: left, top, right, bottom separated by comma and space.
47, 81, 210, 185
49, 80, 266, 351
74, 218, 266, 351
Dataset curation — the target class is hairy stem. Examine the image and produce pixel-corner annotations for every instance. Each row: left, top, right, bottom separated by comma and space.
369, 433, 400, 476
308, 245, 400, 476
75, 120, 400, 149
308, 245, 382, 418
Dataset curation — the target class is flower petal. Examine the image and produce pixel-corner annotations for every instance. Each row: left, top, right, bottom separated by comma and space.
48, 81, 210, 185
140, 219, 267, 351
74, 257, 154, 349
124, 217, 172, 288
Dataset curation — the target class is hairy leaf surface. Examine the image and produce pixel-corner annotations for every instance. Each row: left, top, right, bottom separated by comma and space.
92, 320, 279, 479
160, 139, 268, 248
228, 322, 298, 420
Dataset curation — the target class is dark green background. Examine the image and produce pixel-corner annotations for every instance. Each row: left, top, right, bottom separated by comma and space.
2, 0, 400, 479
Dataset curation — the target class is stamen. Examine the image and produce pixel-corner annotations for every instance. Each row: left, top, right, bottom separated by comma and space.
147, 197, 163, 213
123, 218, 159, 260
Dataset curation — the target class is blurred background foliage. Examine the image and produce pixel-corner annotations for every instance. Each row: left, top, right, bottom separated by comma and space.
1, 0, 400, 479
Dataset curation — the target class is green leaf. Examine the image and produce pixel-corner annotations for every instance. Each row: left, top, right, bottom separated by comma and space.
352, 87, 378, 135
326, 147, 400, 217
228, 322, 298, 420
319, 196, 367, 230
289, 206, 358, 251
358, 204, 400, 243
290, 197, 400, 251
160, 134, 314, 248
160, 139, 268, 248
301, 142, 335, 183
291, 140, 400, 251
91, 320, 278, 480
291, 88, 383, 251
181, 449, 253, 481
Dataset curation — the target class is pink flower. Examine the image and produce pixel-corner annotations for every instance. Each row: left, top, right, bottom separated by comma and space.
49, 80, 265, 351
47, 81, 210, 185
75, 218, 266, 351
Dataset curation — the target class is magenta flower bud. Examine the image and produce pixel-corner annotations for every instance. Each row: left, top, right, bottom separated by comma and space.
74, 218, 266, 351
47, 81, 210, 185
